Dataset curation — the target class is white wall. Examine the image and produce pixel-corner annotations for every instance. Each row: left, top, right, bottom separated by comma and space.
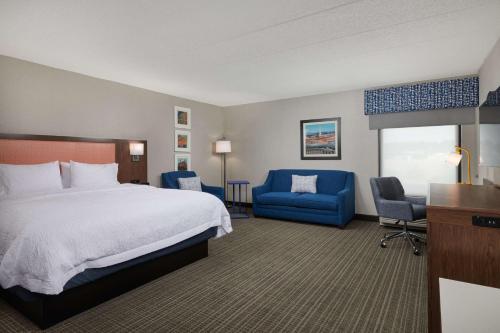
478, 38, 500, 184
0, 56, 224, 187
223, 90, 378, 215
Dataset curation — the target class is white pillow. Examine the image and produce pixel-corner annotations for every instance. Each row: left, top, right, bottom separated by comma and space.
178, 177, 202, 191
70, 161, 119, 188
291, 175, 317, 193
60, 162, 71, 188
0, 161, 63, 197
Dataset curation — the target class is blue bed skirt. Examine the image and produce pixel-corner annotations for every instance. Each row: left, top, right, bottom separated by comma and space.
7, 227, 218, 301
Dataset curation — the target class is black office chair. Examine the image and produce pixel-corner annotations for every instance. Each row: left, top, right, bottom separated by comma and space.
370, 177, 426, 255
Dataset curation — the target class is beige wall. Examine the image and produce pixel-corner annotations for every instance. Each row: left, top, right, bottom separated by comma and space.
222, 80, 485, 215
2, 48, 496, 206
0, 55, 224, 187
478, 38, 500, 183
223, 90, 379, 215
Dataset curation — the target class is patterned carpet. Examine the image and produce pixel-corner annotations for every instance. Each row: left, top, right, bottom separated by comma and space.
0, 218, 427, 332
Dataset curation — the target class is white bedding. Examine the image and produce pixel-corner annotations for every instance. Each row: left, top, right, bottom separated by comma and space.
0, 184, 232, 295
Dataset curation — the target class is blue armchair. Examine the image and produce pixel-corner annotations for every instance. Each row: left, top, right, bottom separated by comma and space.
161, 171, 224, 202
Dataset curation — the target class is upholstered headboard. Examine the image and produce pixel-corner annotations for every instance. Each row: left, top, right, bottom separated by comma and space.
0, 134, 147, 184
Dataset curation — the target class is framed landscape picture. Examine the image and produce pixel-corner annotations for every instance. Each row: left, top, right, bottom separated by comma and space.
174, 106, 191, 129
174, 153, 191, 171
175, 129, 191, 152
300, 117, 341, 160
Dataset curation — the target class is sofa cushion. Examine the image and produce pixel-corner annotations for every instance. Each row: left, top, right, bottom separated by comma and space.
293, 193, 339, 211
257, 192, 300, 206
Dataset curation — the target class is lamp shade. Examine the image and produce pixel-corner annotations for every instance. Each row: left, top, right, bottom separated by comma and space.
215, 140, 231, 153
129, 143, 144, 156
446, 152, 462, 166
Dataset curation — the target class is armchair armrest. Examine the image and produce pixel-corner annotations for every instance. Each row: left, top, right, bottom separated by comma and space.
201, 184, 224, 202
405, 195, 426, 206
378, 199, 414, 221
252, 171, 274, 202
337, 187, 355, 225
335, 172, 356, 225
252, 184, 271, 200
202, 184, 223, 194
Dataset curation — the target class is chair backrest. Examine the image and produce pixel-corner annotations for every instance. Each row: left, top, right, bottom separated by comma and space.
162, 171, 197, 189
268, 169, 352, 195
370, 177, 406, 214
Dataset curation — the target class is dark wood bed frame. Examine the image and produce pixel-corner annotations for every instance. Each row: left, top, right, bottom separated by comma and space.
0, 241, 208, 329
0, 133, 209, 329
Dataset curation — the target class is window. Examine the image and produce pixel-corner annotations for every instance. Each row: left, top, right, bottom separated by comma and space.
380, 125, 459, 196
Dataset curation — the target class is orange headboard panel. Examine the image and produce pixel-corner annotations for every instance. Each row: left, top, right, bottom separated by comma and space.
0, 139, 115, 165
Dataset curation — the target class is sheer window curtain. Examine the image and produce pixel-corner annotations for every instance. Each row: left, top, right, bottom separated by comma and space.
380, 125, 459, 197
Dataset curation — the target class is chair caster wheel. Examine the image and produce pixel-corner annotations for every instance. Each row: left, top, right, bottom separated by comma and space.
413, 249, 420, 256
380, 241, 387, 248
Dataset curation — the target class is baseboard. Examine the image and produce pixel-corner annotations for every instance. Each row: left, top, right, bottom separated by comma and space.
226, 203, 378, 222
354, 214, 379, 222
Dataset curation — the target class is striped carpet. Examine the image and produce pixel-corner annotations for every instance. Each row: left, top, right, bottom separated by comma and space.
0, 218, 427, 332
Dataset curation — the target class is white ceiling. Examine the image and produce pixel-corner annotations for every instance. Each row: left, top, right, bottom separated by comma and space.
1, 0, 500, 106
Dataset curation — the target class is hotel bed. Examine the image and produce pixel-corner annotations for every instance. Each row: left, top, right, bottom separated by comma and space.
0, 184, 231, 295
0, 134, 232, 328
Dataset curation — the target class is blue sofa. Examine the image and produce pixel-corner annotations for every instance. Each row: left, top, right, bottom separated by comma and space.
161, 171, 224, 202
252, 169, 355, 227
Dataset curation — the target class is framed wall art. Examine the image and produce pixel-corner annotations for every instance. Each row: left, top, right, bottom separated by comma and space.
175, 129, 191, 152
300, 117, 341, 160
174, 153, 191, 171
174, 106, 191, 129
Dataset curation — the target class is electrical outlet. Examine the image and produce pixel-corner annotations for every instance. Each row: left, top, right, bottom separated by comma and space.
472, 216, 500, 228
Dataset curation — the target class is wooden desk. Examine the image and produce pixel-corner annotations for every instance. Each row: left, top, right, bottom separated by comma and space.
427, 184, 500, 333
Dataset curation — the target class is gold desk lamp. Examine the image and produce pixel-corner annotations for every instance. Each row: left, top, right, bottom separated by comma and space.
447, 145, 472, 185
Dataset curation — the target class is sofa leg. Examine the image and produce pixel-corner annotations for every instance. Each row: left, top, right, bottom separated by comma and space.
337, 224, 346, 229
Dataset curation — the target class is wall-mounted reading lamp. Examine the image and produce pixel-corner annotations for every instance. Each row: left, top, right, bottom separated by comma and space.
130, 142, 144, 162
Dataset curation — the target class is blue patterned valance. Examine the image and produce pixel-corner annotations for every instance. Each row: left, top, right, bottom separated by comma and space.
364, 77, 479, 115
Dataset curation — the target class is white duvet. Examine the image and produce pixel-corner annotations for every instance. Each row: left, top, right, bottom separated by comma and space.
0, 184, 232, 295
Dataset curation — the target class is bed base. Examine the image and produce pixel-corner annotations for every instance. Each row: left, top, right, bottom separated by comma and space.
0, 240, 208, 329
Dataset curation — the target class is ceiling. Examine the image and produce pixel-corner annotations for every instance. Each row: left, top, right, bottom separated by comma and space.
1, 0, 500, 107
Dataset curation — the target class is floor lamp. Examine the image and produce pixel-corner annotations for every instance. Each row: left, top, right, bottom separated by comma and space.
215, 139, 231, 202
